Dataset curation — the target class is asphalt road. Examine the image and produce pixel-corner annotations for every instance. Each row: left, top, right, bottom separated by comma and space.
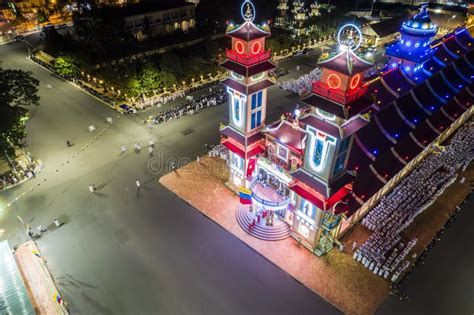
0, 40, 339, 314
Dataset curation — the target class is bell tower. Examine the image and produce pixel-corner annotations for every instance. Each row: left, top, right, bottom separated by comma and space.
219, 0, 277, 189
292, 24, 374, 254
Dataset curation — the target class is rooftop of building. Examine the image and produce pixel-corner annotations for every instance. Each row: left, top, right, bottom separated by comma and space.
227, 21, 270, 41
118, 0, 194, 17
368, 15, 408, 38
264, 119, 307, 154
319, 49, 373, 76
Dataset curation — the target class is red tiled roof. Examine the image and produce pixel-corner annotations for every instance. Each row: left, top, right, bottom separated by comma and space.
319, 50, 373, 76
220, 126, 246, 145
264, 120, 307, 154
291, 170, 329, 198
220, 60, 276, 77
227, 22, 270, 41
221, 78, 274, 95
289, 183, 324, 209
222, 139, 245, 158
247, 144, 265, 158
301, 94, 345, 118
248, 79, 274, 94
222, 138, 263, 159
341, 116, 369, 138
220, 126, 263, 147
221, 78, 246, 94
300, 114, 341, 138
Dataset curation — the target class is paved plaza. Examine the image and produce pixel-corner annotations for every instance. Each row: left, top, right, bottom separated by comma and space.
160, 154, 474, 315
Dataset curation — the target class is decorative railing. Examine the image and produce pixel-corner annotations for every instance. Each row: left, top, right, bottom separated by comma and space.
312, 81, 367, 105
226, 49, 271, 66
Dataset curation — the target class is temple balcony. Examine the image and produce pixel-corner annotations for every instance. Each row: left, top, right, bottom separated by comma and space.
226, 49, 272, 66
312, 81, 367, 105
264, 152, 302, 173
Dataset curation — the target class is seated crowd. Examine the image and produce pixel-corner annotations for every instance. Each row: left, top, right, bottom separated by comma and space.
354, 121, 474, 282
278, 68, 322, 96
147, 89, 227, 125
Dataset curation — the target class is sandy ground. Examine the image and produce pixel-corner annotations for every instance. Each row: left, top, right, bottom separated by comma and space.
160, 156, 473, 315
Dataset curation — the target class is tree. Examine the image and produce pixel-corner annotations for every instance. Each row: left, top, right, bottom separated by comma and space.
160, 51, 183, 77
54, 56, 79, 77
43, 27, 65, 54
0, 67, 39, 160
36, 10, 49, 24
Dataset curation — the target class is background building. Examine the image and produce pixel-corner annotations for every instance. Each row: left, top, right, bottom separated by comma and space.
121, 1, 196, 40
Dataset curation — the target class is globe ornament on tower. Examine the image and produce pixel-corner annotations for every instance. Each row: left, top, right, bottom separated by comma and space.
241, 0, 256, 23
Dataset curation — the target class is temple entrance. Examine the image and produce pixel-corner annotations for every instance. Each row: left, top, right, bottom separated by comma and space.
252, 166, 291, 222
235, 165, 293, 241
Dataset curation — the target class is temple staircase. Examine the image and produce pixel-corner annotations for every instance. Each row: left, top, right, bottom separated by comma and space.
236, 205, 291, 241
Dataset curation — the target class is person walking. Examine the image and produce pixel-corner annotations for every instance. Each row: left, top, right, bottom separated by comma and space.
148, 146, 153, 156
66, 140, 71, 147
134, 142, 141, 152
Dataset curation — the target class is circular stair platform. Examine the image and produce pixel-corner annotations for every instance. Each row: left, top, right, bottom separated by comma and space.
236, 205, 291, 241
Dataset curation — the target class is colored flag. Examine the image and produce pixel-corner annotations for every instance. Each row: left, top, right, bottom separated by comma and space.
54, 293, 62, 304
246, 157, 257, 178
239, 186, 252, 205
31, 250, 41, 258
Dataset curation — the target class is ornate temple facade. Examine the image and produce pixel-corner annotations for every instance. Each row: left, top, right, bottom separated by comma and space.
219, 1, 474, 256
275, 0, 320, 36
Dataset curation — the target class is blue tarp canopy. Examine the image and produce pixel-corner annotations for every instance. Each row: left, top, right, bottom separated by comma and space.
0, 240, 35, 315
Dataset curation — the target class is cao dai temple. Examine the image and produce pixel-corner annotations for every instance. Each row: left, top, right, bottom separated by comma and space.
219, 1, 474, 256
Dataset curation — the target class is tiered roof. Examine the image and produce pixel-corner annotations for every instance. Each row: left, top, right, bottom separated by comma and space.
264, 120, 307, 154
227, 21, 271, 41
319, 50, 373, 76
342, 30, 474, 216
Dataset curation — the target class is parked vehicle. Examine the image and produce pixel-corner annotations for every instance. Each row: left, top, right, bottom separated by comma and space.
14, 35, 25, 41
41, 24, 53, 31
118, 104, 137, 114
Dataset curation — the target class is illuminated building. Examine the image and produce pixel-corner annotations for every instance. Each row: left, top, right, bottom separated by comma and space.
291, 0, 307, 37
310, 1, 320, 17
275, 0, 289, 29
219, 1, 474, 255
220, 0, 275, 190
121, 1, 196, 40
385, 4, 438, 79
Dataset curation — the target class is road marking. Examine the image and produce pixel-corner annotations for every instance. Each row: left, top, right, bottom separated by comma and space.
2, 111, 124, 210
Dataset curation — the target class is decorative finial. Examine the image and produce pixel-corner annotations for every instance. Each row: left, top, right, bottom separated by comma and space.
241, 0, 256, 22
419, 3, 428, 16
337, 24, 363, 52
